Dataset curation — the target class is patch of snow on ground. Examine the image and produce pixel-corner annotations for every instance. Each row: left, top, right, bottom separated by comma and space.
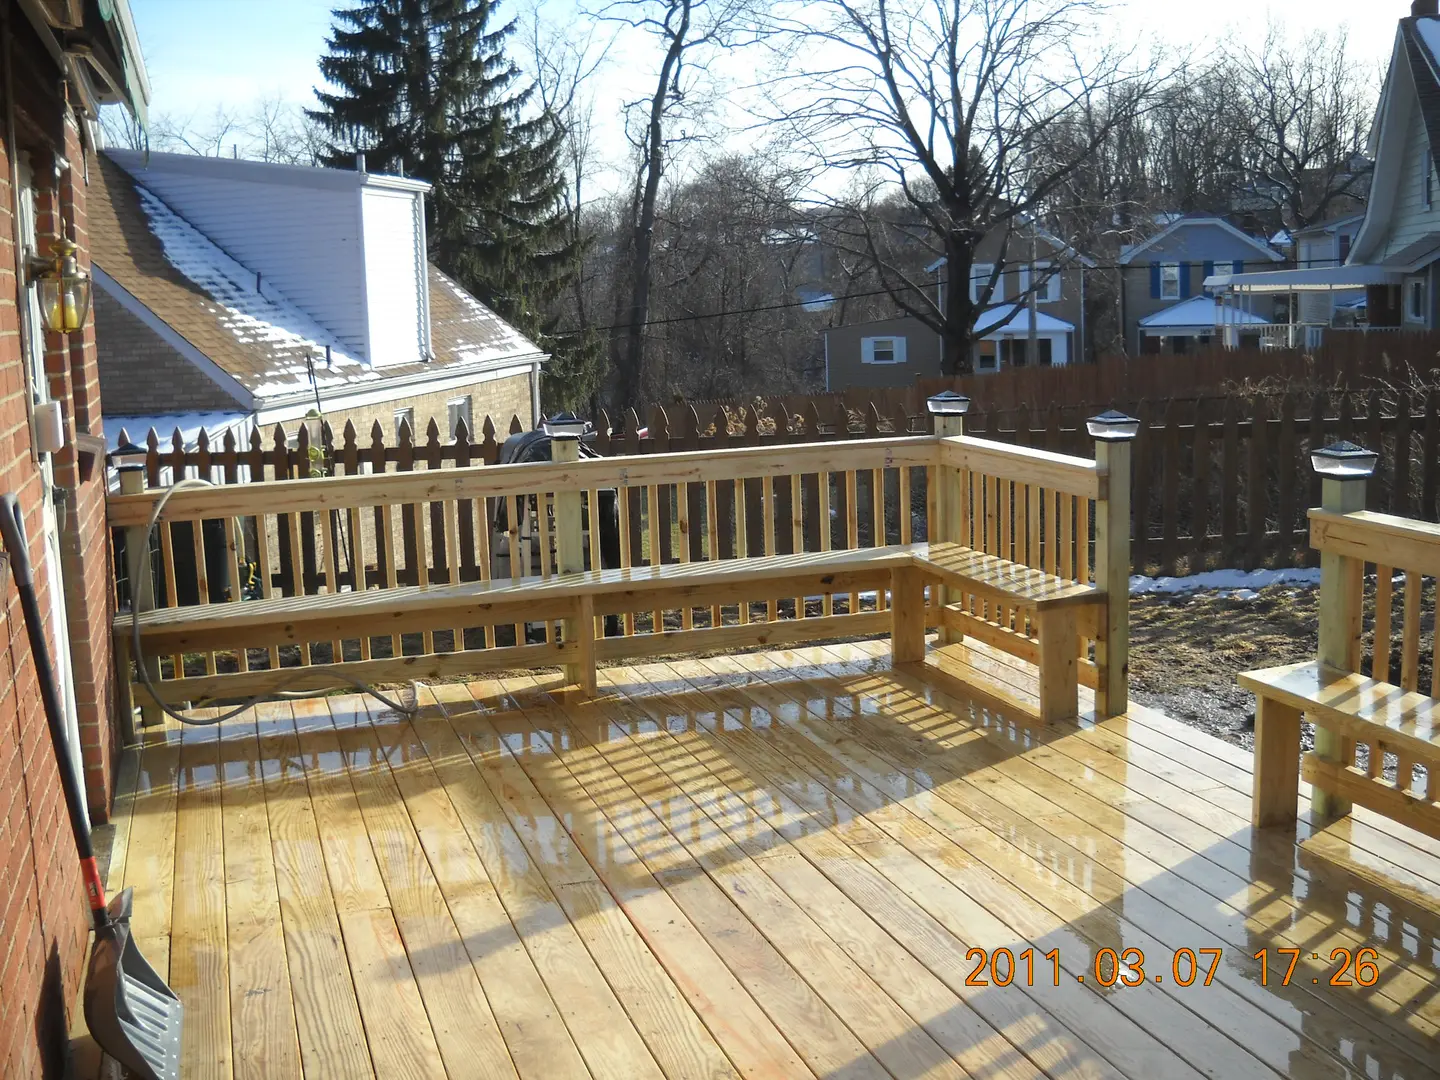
1130, 567, 1321, 596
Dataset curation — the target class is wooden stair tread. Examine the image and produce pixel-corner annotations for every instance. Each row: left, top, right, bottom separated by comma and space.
914, 543, 1102, 610
119, 545, 922, 637
1239, 661, 1440, 754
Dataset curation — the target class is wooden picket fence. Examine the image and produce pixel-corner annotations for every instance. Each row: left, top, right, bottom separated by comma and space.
113, 383, 1440, 583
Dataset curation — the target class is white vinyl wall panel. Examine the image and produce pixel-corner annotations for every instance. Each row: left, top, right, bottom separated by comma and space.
361, 187, 427, 366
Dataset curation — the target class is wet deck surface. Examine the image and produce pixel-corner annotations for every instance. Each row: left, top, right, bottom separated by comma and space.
85, 640, 1440, 1079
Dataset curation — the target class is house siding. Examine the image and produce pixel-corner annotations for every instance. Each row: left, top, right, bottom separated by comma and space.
824, 317, 941, 389
361, 187, 428, 367
106, 152, 371, 356
1122, 222, 1280, 350
1, 20, 123, 1075
1380, 83, 1440, 259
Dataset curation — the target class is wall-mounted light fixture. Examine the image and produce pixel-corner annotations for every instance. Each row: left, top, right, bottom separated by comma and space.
27, 238, 92, 334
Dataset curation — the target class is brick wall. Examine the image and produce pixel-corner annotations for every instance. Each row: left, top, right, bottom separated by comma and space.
318, 370, 534, 442
1, 34, 121, 1077
95, 288, 245, 415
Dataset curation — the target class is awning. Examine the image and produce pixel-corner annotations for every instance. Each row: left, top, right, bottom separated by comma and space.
1139, 296, 1269, 332
974, 305, 1074, 335
1204, 265, 1403, 293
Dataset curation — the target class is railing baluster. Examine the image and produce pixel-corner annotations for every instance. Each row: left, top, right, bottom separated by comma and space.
706, 479, 720, 628
1401, 570, 1421, 691
1373, 565, 1393, 681
647, 484, 663, 632
679, 480, 693, 630
845, 469, 859, 615
619, 479, 634, 636
792, 473, 804, 619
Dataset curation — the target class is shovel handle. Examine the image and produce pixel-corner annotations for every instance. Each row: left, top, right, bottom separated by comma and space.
0, 494, 109, 924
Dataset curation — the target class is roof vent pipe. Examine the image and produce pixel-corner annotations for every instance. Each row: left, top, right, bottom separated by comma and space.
1415, 0, 1438, 16
355, 151, 366, 173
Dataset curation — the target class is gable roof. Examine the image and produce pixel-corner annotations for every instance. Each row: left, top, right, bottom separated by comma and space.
924, 223, 1097, 274
1352, 17, 1440, 263
1291, 213, 1365, 239
90, 157, 544, 407
1117, 215, 1285, 265
1139, 296, 1269, 330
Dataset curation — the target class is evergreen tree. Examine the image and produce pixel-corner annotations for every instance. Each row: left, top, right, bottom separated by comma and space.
308, 0, 576, 340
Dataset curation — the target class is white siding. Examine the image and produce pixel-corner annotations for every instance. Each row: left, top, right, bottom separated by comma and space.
111, 157, 370, 355
1381, 92, 1440, 258
361, 187, 428, 367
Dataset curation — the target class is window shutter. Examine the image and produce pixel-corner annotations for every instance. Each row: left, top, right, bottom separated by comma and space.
1180, 262, 1192, 298
1203, 260, 1215, 288
894, 337, 908, 364
1149, 262, 1161, 298
1232, 259, 1245, 275
861, 338, 874, 364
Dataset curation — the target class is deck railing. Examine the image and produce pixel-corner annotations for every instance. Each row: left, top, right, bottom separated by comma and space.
106, 428, 1119, 702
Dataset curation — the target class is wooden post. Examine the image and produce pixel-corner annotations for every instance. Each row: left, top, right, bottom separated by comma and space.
1094, 428, 1133, 719
1252, 696, 1303, 826
932, 403, 965, 644
1313, 469, 1366, 819
119, 463, 161, 732
890, 564, 926, 663
550, 431, 593, 692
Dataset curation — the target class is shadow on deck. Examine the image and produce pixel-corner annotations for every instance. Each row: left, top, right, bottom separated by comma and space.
77, 640, 1440, 1080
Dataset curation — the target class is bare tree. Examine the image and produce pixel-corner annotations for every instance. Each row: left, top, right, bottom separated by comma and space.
1230, 28, 1374, 230
598, 0, 757, 409
766, 0, 1156, 375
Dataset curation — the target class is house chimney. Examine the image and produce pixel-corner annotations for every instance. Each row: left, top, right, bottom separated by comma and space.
1416, 0, 1438, 17
355, 151, 366, 173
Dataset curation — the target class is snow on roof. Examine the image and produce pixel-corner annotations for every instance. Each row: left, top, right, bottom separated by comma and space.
974, 305, 1074, 335
427, 270, 543, 365
1139, 296, 1269, 330
104, 411, 253, 453
134, 183, 378, 398
1416, 17, 1440, 72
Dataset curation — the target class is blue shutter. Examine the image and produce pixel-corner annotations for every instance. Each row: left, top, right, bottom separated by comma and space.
1202, 260, 1215, 293
1233, 258, 1245, 275
1149, 262, 1161, 298
1180, 262, 1192, 298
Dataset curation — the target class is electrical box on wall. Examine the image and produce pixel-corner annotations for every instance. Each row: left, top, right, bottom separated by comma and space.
34, 400, 66, 455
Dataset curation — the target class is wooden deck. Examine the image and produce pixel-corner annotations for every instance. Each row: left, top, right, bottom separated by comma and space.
86, 640, 1440, 1080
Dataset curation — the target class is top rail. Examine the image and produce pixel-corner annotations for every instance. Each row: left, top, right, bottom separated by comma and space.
107, 436, 941, 527
1309, 509, 1440, 577
939, 435, 1105, 501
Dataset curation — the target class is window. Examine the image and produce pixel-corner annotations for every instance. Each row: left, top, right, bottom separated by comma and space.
393, 407, 415, 440
1407, 276, 1427, 323
1338, 232, 1352, 263
861, 336, 906, 364
1160, 262, 1181, 299
448, 395, 474, 439
976, 340, 998, 372
969, 263, 1001, 303
1019, 262, 1062, 303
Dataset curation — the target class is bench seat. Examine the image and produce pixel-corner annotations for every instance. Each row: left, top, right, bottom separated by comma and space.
1239, 661, 1440, 838
906, 542, 1103, 722
119, 540, 1110, 725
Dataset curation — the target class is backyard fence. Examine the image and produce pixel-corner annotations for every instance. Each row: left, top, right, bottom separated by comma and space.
112, 383, 1440, 587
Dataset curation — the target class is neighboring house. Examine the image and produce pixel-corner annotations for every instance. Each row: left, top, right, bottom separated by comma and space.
822, 226, 1094, 387
0, 3, 149, 1076
91, 150, 546, 451
1214, 3, 1440, 333
1117, 215, 1285, 354
1293, 214, 1366, 324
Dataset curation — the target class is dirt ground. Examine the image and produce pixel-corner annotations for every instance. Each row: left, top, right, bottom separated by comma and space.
1128, 585, 1319, 753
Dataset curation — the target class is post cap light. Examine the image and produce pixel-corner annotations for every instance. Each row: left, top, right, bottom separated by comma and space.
1087, 410, 1141, 441
926, 391, 971, 416
543, 411, 586, 439
1310, 440, 1378, 479
27, 238, 91, 334
108, 439, 147, 472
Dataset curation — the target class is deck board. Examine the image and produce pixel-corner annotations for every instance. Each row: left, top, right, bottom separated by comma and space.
96, 643, 1440, 1080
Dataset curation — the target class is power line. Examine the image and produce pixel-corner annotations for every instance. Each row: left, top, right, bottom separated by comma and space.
546, 259, 1284, 338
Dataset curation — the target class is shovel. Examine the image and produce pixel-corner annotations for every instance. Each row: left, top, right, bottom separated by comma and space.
0, 494, 182, 1080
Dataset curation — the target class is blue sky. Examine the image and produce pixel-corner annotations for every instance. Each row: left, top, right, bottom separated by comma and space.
127, 0, 1401, 123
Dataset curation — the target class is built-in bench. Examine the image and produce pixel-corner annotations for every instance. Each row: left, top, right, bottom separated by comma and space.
119, 540, 1105, 721
1241, 507, 1440, 839
108, 428, 1129, 730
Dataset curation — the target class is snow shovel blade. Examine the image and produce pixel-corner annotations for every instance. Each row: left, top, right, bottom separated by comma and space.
83, 888, 182, 1080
